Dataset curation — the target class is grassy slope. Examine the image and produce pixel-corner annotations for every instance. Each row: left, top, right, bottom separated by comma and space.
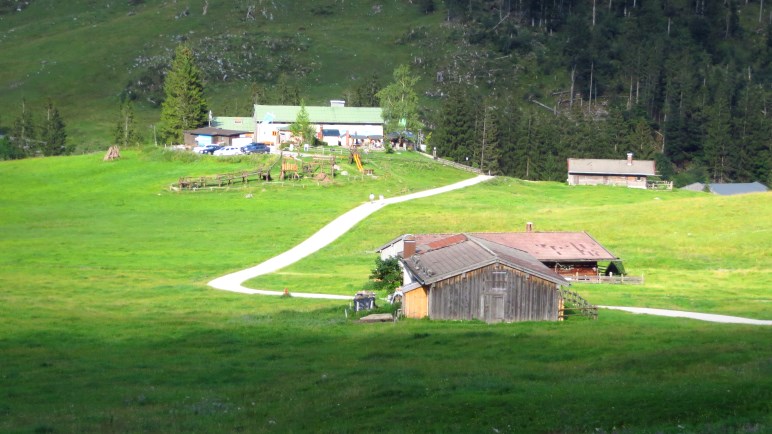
0, 0, 443, 146
0, 152, 770, 433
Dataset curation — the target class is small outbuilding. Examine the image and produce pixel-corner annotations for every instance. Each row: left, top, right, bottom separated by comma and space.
567, 153, 656, 189
183, 127, 252, 147
398, 234, 569, 323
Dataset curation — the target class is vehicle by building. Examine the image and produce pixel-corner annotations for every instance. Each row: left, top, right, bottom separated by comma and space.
194, 145, 222, 155
213, 146, 243, 156
241, 143, 271, 154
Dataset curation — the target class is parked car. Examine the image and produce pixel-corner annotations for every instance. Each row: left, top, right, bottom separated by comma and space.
195, 145, 222, 155
241, 143, 271, 154
213, 146, 243, 156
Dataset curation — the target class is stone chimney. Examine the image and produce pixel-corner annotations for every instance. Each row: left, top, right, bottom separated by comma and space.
627, 152, 633, 166
402, 234, 416, 259
526, 222, 533, 233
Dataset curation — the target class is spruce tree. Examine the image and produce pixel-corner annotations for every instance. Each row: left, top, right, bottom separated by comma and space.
289, 100, 314, 145
40, 100, 68, 156
159, 45, 208, 145
11, 100, 35, 157
433, 86, 474, 162
115, 99, 141, 147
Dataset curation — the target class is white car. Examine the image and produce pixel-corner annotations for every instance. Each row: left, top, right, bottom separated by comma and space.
212, 146, 243, 156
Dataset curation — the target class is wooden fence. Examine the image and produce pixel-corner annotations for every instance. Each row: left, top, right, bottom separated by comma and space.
567, 275, 644, 285
647, 180, 673, 190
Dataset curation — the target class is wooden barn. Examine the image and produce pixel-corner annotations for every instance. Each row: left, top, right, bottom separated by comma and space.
398, 234, 569, 323
567, 153, 656, 189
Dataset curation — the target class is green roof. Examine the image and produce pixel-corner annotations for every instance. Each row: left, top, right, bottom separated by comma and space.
254, 105, 383, 124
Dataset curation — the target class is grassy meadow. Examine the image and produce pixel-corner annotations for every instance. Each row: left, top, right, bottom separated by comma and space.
0, 150, 770, 433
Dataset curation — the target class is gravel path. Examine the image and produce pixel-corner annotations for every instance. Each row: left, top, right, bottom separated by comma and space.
600, 306, 772, 325
208, 175, 494, 299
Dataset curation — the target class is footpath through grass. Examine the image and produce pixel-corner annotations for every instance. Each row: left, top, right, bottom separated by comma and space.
0, 150, 770, 433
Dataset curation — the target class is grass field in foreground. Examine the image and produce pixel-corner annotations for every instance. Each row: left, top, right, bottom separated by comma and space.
0, 150, 770, 433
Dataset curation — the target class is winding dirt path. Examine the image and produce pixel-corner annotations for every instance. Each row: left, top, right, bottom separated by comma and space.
208, 175, 493, 299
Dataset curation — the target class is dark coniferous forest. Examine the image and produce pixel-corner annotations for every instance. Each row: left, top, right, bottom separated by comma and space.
429, 0, 770, 186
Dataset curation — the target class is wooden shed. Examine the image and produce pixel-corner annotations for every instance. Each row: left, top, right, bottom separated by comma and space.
183, 127, 251, 147
399, 234, 568, 323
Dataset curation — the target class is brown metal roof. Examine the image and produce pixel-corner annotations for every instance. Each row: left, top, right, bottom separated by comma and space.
379, 231, 618, 263
567, 158, 656, 176
402, 234, 567, 286
471, 232, 618, 262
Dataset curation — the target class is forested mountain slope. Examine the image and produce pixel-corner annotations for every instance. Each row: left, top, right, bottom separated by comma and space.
1, 0, 769, 184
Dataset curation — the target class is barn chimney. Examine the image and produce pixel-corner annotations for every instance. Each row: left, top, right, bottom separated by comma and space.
403, 234, 416, 259
627, 152, 633, 165
526, 222, 533, 233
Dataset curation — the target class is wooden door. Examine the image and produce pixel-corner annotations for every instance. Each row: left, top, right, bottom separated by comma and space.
481, 293, 505, 323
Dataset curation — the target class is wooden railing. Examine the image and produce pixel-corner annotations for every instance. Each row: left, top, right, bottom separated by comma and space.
558, 288, 598, 320
567, 275, 644, 285
647, 181, 673, 190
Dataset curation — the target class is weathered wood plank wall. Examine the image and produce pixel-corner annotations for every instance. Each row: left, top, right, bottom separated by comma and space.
428, 264, 560, 322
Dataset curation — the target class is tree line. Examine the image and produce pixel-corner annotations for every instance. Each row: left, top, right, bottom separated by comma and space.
426, 0, 771, 185
1, 100, 69, 160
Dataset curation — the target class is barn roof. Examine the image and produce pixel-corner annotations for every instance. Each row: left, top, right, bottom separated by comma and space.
401, 234, 568, 287
378, 231, 619, 262
567, 158, 656, 176
254, 105, 383, 124
471, 232, 619, 262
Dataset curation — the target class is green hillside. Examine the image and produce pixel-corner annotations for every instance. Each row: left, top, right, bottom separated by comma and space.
0, 151, 770, 432
4, 0, 769, 184
0, 0, 445, 148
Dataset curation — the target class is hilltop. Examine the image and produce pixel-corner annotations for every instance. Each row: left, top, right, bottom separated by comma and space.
1, 0, 770, 183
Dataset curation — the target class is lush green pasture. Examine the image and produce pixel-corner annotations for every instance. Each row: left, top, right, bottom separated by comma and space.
0, 151, 770, 433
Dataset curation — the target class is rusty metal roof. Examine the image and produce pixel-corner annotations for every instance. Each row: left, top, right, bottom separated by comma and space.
402, 234, 567, 286
567, 158, 656, 176
378, 232, 619, 263
470, 232, 618, 262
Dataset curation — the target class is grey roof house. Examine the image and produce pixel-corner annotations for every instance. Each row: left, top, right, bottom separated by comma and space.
567, 153, 657, 189
681, 182, 769, 196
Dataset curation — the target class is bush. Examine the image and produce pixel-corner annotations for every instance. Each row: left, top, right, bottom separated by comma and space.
368, 257, 401, 293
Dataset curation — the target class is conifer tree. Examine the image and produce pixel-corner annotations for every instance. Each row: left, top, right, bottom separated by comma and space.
40, 100, 68, 156
289, 100, 314, 145
432, 86, 475, 163
11, 99, 35, 157
115, 99, 141, 147
479, 106, 500, 174
159, 45, 208, 145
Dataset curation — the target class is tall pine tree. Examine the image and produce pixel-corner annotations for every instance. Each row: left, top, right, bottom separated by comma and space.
159, 45, 208, 145
40, 100, 68, 156
115, 99, 141, 147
